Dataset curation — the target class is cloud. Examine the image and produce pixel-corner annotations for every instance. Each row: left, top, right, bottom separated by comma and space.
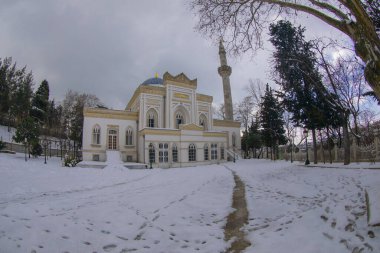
0, 0, 347, 110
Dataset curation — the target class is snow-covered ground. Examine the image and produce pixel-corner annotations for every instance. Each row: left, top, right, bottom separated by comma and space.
0, 153, 379, 253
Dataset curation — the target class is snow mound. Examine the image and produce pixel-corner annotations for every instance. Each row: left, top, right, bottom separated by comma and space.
366, 183, 380, 226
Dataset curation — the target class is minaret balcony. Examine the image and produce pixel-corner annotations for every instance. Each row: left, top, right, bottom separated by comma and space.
218, 65, 232, 77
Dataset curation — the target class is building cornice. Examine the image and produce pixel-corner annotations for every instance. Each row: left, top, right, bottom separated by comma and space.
202, 131, 228, 138
179, 124, 204, 131
126, 85, 166, 109
163, 72, 197, 89
213, 119, 241, 128
196, 93, 213, 103
84, 107, 138, 120
139, 128, 181, 136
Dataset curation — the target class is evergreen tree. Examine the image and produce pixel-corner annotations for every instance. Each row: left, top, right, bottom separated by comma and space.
13, 116, 40, 157
269, 20, 346, 163
30, 80, 49, 124
260, 84, 287, 160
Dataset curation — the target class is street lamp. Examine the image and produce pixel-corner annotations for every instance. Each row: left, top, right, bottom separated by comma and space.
24, 137, 27, 162
43, 138, 48, 164
303, 129, 310, 165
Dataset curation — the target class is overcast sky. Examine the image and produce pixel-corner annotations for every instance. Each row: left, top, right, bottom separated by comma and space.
0, 0, 349, 110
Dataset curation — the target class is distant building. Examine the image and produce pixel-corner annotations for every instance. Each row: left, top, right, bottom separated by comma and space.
82, 42, 240, 167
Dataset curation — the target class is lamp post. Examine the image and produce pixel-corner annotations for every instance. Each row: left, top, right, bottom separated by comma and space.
304, 129, 310, 165
24, 137, 27, 162
43, 138, 47, 164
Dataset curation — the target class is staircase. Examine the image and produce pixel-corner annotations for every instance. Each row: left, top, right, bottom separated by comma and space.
226, 149, 241, 162
106, 150, 123, 165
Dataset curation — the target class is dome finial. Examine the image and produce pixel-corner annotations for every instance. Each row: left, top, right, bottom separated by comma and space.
155, 72, 159, 78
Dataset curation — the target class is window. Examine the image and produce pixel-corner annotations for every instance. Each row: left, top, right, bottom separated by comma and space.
172, 144, 178, 162
188, 143, 196, 162
147, 109, 158, 128
108, 129, 117, 150
149, 143, 155, 163
204, 144, 209, 161
221, 144, 225, 160
211, 143, 218, 160
159, 143, 169, 163
232, 132, 236, 147
175, 112, 184, 129
199, 114, 208, 130
127, 155, 133, 162
126, 128, 133, 145
92, 154, 100, 161
92, 125, 101, 144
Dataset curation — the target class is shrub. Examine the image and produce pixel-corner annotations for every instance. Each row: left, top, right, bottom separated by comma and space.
30, 142, 43, 157
63, 155, 79, 167
0, 140, 5, 150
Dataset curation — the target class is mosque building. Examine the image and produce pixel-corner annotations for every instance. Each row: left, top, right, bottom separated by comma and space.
81, 41, 241, 168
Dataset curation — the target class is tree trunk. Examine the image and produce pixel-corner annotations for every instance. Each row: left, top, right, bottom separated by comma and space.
312, 128, 318, 164
319, 130, 325, 164
342, 112, 351, 165
326, 127, 333, 164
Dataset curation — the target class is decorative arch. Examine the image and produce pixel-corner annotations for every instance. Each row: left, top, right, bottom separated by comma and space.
199, 114, 208, 130
92, 124, 101, 144
174, 105, 189, 129
146, 108, 158, 128
126, 127, 133, 145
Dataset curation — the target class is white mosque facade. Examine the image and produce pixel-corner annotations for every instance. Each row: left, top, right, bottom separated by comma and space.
81, 42, 241, 168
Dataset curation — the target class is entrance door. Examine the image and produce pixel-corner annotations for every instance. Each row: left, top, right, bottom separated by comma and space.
108, 129, 118, 150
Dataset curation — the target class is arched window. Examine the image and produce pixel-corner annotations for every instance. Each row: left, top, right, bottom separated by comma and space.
204, 144, 209, 161
211, 143, 218, 160
126, 127, 133, 145
159, 143, 169, 163
220, 144, 225, 160
175, 112, 184, 129
188, 143, 196, 162
92, 125, 101, 144
172, 144, 178, 162
146, 109, 158, 128
199, 114, 208, 130
174, 106, 188, 129
232, 132, 236, 147
149, 143, 155, 163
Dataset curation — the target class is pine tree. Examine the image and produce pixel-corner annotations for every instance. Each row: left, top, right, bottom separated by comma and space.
30, 80, 49, 125
269, 20, 347, 163
13, 116, 40, 158
260, 84, 286, 160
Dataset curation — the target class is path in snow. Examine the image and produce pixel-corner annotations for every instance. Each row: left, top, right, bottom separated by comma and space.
223, 165, 251, 253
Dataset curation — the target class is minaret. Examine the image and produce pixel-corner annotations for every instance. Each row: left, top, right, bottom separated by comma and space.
218, 39, 234, 120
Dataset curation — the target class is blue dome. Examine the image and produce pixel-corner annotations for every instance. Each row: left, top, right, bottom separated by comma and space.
142, 77, 163, 85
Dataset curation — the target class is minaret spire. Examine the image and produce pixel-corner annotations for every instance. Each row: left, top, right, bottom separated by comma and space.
218, 38, 234, 120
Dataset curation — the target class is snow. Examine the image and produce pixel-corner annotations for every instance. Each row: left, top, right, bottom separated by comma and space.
228, 160, 380, 253
0, 125, 16, 143
1, 153, 380, 253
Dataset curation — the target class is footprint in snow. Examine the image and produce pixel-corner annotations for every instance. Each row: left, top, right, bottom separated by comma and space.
103, 244, 117, 252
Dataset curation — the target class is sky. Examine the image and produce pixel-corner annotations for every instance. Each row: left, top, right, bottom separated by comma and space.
0, 0, 350, 110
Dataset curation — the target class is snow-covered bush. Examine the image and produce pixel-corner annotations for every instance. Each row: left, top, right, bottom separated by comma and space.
63, 155, 79, 167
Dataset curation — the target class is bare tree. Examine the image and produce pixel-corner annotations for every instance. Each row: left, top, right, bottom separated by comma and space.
245, 78, 266, 113
191, 0, 380, 99
314, 40, 373, 142
236, 96, 254, 132
212, 103, 225, 120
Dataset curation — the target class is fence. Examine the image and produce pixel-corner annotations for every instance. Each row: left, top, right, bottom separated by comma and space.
282, 138, 379, 164
2, 140, 80, 160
